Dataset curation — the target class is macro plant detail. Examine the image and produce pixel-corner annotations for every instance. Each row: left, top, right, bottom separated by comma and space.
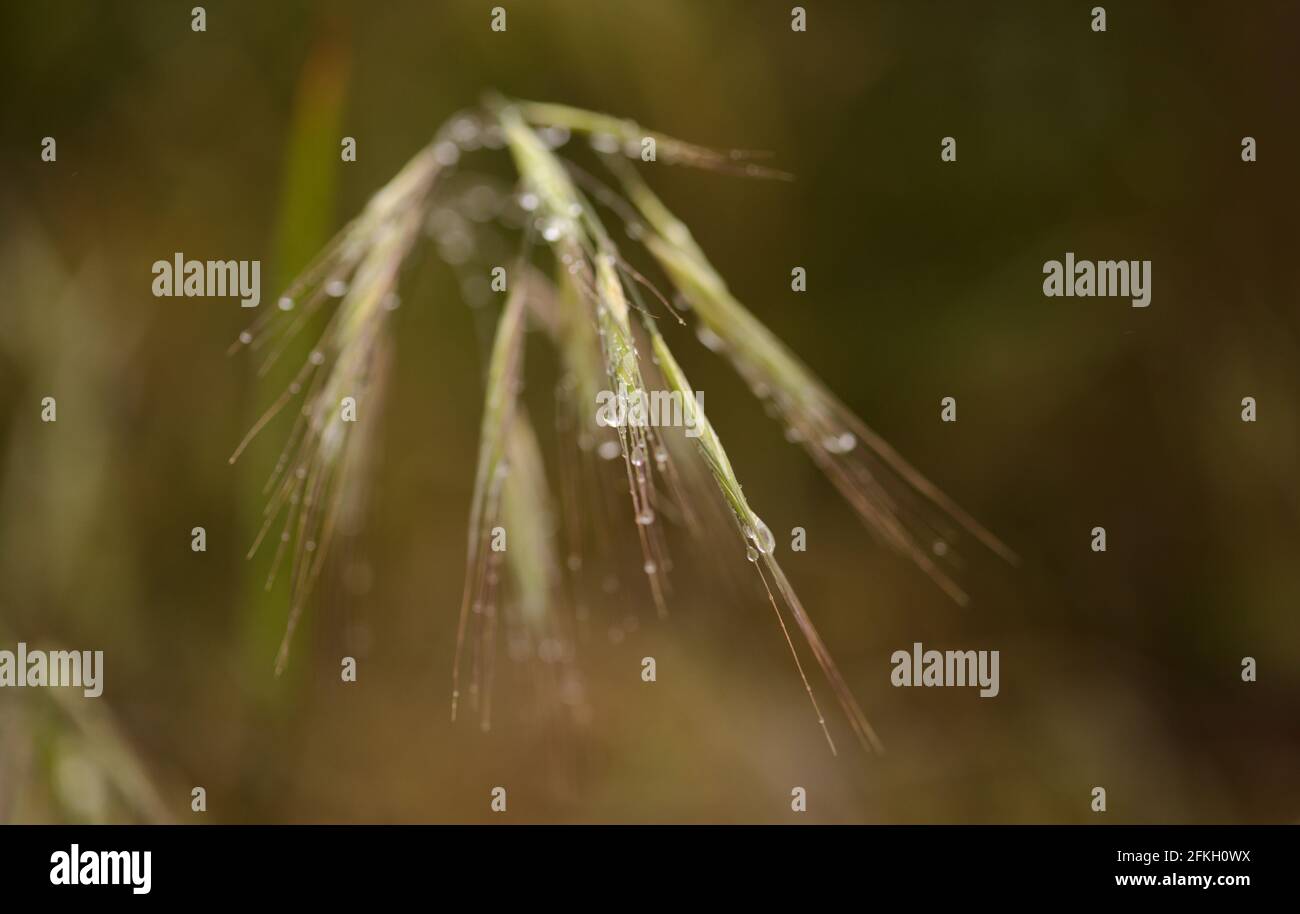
229, 96, 1015, 754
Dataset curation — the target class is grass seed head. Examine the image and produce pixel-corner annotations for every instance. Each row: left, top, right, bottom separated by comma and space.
236, 96, 1013, 753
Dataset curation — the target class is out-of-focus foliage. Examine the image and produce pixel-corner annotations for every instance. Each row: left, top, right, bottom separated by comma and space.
0, 1, 1296, 822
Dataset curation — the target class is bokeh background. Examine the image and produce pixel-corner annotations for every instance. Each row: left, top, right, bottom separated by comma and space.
1, 0, 1296, 823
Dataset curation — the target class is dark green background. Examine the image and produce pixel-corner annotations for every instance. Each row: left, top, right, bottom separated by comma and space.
0, 1, 1296, 822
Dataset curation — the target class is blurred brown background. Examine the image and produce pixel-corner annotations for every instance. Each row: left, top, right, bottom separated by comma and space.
0, 0, 1296, 823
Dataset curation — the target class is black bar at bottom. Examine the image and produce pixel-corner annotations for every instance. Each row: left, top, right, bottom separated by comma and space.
1, 824, 1290, 898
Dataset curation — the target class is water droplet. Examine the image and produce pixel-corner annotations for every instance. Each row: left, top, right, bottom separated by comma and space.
277, 296, 294, 311
435, 222, 474, 261
653, 444, 668, 466
932, 540, 949, 557
822, 431, 857, 454
542, 125, 571, 148
747, 517, 775, 554
433, 141, 460, 166
643, 560, 657, 575
636, 508, 655, 526
745, 545, 758, 563
597, 440, 622, 461
518, 191, 540, 212
309, 350, 325, 366
539, 216, 567, 242
462, 184, 500, 222
450, 116, 481, 149
630, 445, 646, 467
325, 279, 348, 298
695, 325, 725, 352
589, 132, 620, 154
238, 331, 253, 344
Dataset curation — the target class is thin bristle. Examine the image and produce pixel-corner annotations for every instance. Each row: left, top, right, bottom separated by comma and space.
234, 95, 1012, 757
612, 161, 1017, 595
452, 277, 529, 723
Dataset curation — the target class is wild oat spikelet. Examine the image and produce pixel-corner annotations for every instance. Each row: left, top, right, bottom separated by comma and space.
237, 95, 1014, 752
230, 138, 442, 675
